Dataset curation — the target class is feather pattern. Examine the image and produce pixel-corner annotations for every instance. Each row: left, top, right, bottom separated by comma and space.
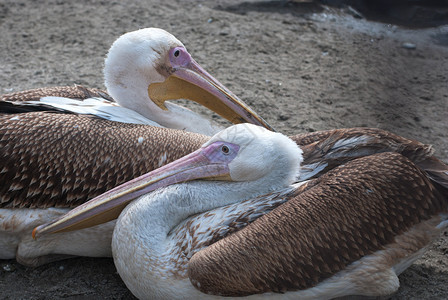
0, 112, 207, 208
166, 183, 308, 277
188, 152, 448, 296
293, 128, 447, 187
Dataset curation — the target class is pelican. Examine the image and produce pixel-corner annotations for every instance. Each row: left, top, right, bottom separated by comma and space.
0, 28, 274, 266
2, 123, 447, 266
34, 124, 448, 299
2, 28, 272, 135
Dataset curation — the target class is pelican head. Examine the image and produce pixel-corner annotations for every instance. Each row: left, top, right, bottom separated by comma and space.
204, 124, 302, 185
33, 124, 301, 237
104, 28, 273, 133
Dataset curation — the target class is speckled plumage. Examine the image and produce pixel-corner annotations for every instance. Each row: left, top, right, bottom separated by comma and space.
167, 185, 303, 278
0, 111, 207, 208
24, 121, 448, 298
187, 152, 448, 296
291, 127, 443, 182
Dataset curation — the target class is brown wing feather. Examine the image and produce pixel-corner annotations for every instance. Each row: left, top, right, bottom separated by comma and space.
188, 152, 447, 296
293, 127, 434, 165
0, 85, 113, 103
292, 128, 447, 186
0, 112, 207, 208
416, 156, 448, 190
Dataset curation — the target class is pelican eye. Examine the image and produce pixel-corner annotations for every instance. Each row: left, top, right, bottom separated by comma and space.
174, 50, 180, 57
221, 145, 230, 154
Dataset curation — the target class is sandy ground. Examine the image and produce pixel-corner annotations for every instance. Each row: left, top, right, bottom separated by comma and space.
0, 0, 447, 299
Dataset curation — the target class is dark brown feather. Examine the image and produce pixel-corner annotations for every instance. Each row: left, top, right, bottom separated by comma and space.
293, 127, 434, 168
188, 152, 447, 296
0, 112, 207, 208
292, 128, 448, 190
0, 85, 112, 103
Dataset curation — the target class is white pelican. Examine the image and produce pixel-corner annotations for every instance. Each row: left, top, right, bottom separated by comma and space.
34, 124, 448, 299
2, 123, 447, 266
0, 28, 274, 266
2, 28, 272, 135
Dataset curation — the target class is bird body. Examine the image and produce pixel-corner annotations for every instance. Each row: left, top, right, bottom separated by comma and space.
186, 152, 447, 298
34, 124, 448, 299
112, 153, 447, 299
0, 112, 209, 265
0, 112, 207, 209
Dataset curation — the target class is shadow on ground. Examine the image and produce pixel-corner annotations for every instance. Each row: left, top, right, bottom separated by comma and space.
216, 0, 448, 28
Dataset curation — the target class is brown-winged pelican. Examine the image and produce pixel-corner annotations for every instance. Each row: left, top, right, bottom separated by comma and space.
34, 124, 448, 299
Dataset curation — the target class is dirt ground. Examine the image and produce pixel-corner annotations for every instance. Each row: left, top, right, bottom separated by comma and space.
1, 0, 447, 299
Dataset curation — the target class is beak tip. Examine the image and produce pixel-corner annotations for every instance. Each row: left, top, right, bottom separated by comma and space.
32, 226, 39, 240
32, 223, 52, 240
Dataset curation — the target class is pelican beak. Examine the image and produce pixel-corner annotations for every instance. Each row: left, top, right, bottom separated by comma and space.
148, 57, 275, 131
32, 141, 239, 239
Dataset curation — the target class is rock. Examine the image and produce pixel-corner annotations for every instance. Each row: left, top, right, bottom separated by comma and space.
402, 42, 416, 49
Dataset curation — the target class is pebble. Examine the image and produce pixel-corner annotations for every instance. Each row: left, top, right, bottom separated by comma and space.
402, 42, 416, 50
278, 114, 289, 121
2, 264, 15, 272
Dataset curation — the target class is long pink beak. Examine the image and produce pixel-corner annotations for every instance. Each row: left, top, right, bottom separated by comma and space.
33, 141, 239, 239
148, 47, 275, 131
